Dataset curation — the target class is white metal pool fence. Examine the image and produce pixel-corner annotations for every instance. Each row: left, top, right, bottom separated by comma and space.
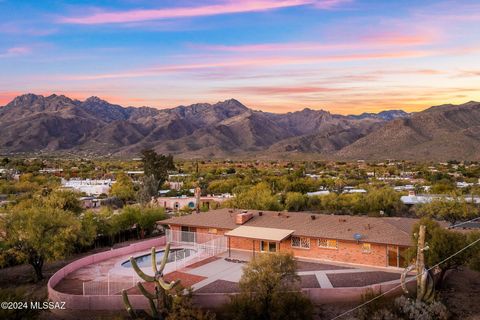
82, 272, 143, 296
165, 229, 227, 260
82, 231, 227, 296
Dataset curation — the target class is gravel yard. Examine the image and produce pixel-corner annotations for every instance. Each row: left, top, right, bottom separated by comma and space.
296, 260, 353, 271
299, 274, 320, 288
327, 271, 400, 288
195, 280, 240, 293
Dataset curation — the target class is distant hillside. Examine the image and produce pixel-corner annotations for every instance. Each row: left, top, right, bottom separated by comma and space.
336, 101, 480, 160
1, 94, 478, 160
347, 110, 410, 121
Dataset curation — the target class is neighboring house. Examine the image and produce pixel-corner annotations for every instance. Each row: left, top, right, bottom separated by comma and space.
401, 192, 480, 205
62, 179, 113, 195
306, 190, 330, 197
168, 181, 184, 190
342, 188, 367, 194
393, 185, 415, 192
162, 208, 419, 268
39, 168, 64, 176
126, 171, 144, 180
153, 194, 232, 211
79, 196, 102, 209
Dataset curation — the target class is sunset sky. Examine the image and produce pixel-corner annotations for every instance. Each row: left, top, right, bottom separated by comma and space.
1, 0, 479, 114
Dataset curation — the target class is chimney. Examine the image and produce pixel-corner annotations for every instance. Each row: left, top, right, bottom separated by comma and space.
194, 186, 201, 214
236, 211, 253, 225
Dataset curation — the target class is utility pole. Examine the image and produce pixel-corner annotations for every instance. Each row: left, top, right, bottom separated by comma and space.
416, 224, 426, 302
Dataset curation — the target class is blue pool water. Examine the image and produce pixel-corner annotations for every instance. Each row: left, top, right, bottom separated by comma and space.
121, 248, 195, 268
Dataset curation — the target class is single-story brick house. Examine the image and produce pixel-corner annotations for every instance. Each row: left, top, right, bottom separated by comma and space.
162, 208, 419, 268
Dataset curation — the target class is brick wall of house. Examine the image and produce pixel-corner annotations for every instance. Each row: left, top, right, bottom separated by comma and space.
169, 224, 396, 267
282, 238, 388, 267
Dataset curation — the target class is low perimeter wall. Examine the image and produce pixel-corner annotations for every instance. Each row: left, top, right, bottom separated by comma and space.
49, 237, 416, 311
193, 278, 416, 309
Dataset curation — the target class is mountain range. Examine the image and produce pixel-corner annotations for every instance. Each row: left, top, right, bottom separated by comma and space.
0, 94, 479, 160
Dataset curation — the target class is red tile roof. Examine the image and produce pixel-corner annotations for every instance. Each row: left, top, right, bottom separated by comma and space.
162, 208, 419, 246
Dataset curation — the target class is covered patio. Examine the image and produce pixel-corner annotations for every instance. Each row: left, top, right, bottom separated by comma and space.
224, 226, 294, 258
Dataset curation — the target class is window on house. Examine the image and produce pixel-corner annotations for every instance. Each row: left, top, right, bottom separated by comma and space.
362, 243, 372, 253
260, 241, 277, 252
291, 236, 310, 249
318, 239, 338, 249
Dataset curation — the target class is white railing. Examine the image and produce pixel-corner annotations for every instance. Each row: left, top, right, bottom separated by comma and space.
83, 271, 143, 296
82, 231, 227, 295
165, 229, 227, 269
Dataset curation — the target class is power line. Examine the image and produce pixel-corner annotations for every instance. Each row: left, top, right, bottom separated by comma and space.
329, 236, 480, 320
448, 216, 480, 229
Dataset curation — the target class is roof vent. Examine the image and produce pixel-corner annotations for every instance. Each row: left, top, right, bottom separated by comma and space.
258, 211, 263, 216
339, 218, 347, 223
310, 215, 316, 220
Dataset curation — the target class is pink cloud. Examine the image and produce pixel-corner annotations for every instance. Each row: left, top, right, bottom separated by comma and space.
66, 50, 432, 80
59, 0, 326, 25
0, 46, 32, 58
189, 32, 435, 53
359, 33, 436, 46
214, 85, 346, 95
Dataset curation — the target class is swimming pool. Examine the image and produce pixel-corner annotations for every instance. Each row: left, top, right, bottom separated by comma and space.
121, 248, 196, 268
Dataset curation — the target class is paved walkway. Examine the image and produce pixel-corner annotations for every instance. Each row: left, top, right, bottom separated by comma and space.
187, 259, 245, 291
184, 257, 403, 291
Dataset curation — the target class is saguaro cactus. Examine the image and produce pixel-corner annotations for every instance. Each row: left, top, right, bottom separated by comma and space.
122, 243, 180, 319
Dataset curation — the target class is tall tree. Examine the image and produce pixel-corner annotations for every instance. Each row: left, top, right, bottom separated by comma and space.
141, 149, 175, 189
1, 206, 86, 281
136, 174, 159, 205
408, 218, 480, 285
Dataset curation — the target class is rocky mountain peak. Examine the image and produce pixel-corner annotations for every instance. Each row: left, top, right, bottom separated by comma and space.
7, 93, 45, 107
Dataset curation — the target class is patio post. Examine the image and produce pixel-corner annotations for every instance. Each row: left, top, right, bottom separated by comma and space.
228, 236, 231, 258
252, 240, 255, 259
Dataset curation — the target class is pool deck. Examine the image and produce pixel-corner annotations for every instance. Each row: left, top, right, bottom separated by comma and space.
54, 246, 405, 295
